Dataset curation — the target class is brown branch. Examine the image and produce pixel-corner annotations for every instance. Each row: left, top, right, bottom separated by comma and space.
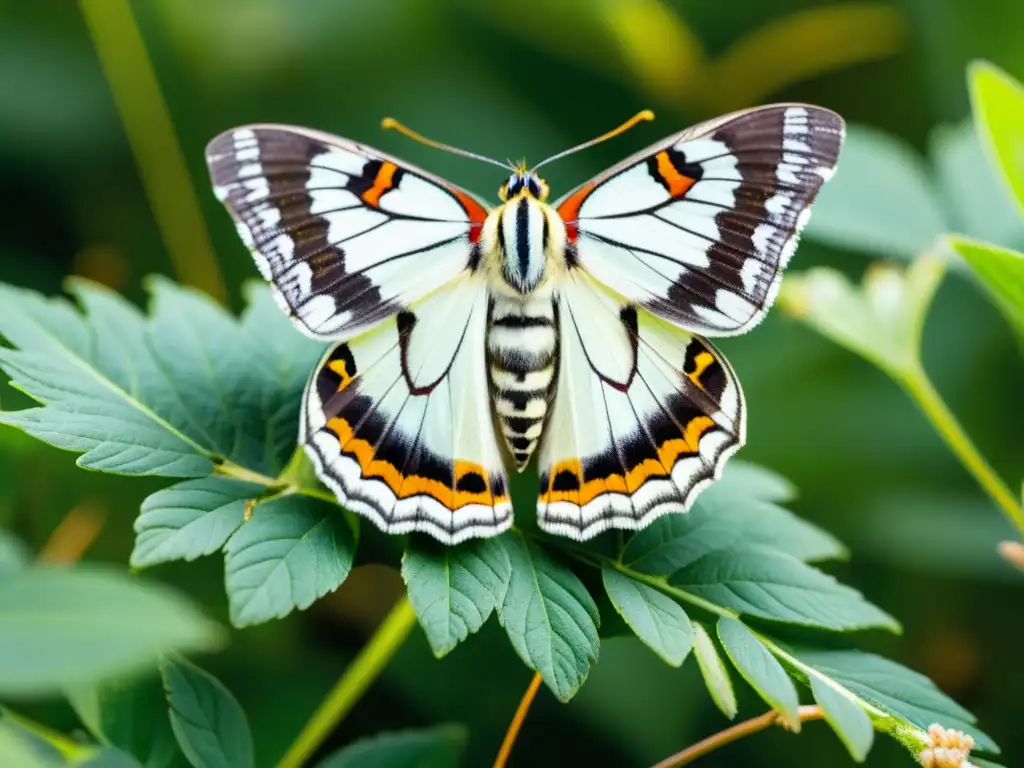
651, 705, 826, 768
493, 672, 544, 768
37, 503, 106, 564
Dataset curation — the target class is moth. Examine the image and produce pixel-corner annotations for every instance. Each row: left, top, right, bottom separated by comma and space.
205, 104, 844, 545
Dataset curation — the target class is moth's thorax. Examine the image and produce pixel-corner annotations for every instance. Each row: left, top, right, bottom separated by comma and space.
482, 193, 566, 296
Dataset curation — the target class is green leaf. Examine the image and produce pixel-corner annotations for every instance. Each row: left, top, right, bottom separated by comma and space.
67, 674, 186, 768
78, 748, 145, 768
692, 622, 737, 719
315, 724, 467, 768
622, 491, 845, 576
970, 61, 1024, 212
810, 675, 874, 762
0, 566, 222, 696
0, 529, 29, 575
401, 537, 511, 658
803, 125, 947, 259
496, 532, 600, 702
223, 494, 355, 627
671, 545, 899, 632
948, 236, 1024, 343
718, 460, 797, 503
785, 647, 998, 753
161, 657, 253, 768
0, 718, 59, 768
132, 478, 263, 568
601, 566, 693, 666
0, 279, 323, 478
778, 255, 945, 378
717, 618, 800, 730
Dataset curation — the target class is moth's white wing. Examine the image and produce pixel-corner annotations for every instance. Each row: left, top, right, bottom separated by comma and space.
206, 124, 490, 341
556, 104, 844, 336
301, 275, 511, 544
537, 272, 744, 540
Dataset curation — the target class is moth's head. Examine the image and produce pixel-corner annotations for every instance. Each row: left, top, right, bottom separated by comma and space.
499, 168, 549, 203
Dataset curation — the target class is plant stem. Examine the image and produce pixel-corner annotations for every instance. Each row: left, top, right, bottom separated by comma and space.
650, 705, 825, 768
275, 595, 418, 768
900, 366, 1024, 536
78, 0, 228, 305
493, 672, 544, 768
1, 708, 94, 762
37, 504, 105, 563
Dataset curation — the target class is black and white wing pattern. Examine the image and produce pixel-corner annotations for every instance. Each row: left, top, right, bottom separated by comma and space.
301, 275, 512, 544
538, 272, 744, 539
556, 104, 844, 336
539, 104, 843, 538
206, 124, 489, 340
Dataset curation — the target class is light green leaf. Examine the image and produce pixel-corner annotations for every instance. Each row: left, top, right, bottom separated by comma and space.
132, 478, 262, 568
717, 618, 800, 730
948, 236, 1024, 343
0, 530, 28, 575
224, 494, 355, 627
671, 545, 899, 632
315, 724, 467, 768
803, 125, 947, 259
0, 566, 222, 696
67, 674, 186, 768
0, 718, 58, 768
497, 533, 600, 702
601, 566, 693, 666
779, 255, 945, 378
692, 622, 737, 719
784, 647, 998, 753
970, 60, 1024, 212
0, 279, 323, 478
401, 537, 511, 658
718, 460, 797, 503
810, 675, 874, 762
161, 657, 253, 768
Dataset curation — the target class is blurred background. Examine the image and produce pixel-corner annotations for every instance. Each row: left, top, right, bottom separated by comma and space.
1, 0, 1023, 765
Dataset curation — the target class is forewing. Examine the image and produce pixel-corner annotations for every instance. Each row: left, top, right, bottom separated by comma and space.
556, 104, 844, 336
538, 273, 744, 540
301, 275, 511, 544
206, 124, 490, 340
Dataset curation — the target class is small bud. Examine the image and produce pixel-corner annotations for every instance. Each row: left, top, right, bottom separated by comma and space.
919, 724, 975, 768
997, 540, 1024, 571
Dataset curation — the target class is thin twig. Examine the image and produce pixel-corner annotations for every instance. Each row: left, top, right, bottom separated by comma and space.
651, 705, 825, 768
275, 595, 418, 768
37, 504, 105, 564
493, 672, 544, 768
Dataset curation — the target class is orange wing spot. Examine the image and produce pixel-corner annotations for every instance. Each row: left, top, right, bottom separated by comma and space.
362, 162, 399, 207
556, 182, 596, 242
685, 351, 715, 392
540, 418, 717, 506
327, 359, 354, 391
655, 151, 697, 197
324, 417, 496, 510
450, 188, 488, 243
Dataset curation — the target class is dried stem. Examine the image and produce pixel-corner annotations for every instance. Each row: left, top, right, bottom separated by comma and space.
651, 705, 826, 768
493, 672, 544, 768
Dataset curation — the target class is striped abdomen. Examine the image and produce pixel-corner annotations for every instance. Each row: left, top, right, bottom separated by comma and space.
487, 296, 558, 469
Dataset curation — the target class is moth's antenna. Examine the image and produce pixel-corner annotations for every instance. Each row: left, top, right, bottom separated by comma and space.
382, 117, 516, 172
531, 110, 655, 173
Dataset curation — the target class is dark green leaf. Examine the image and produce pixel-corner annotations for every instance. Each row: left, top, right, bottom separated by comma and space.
67, 673, 186, 768
671, 545, 898, 632
315, 724, 467, 768
161, 657, 253, 768
497, 533, 600, 702
810, 675, 874, 762
0, 279, 323, 478
224, 494, 355, 627
0, 566, 222, 696
78, 748, 145, 768
692, 622, 737, 719
717, 618, 800, 729
132, 478, 262, 568
788, 647, 998, 753
601, 566, 693, 666
948, 236, 1024, 342
402, 537, 510, 657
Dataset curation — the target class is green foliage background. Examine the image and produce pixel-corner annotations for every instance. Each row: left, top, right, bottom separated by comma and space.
1, 0, 1023, 766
